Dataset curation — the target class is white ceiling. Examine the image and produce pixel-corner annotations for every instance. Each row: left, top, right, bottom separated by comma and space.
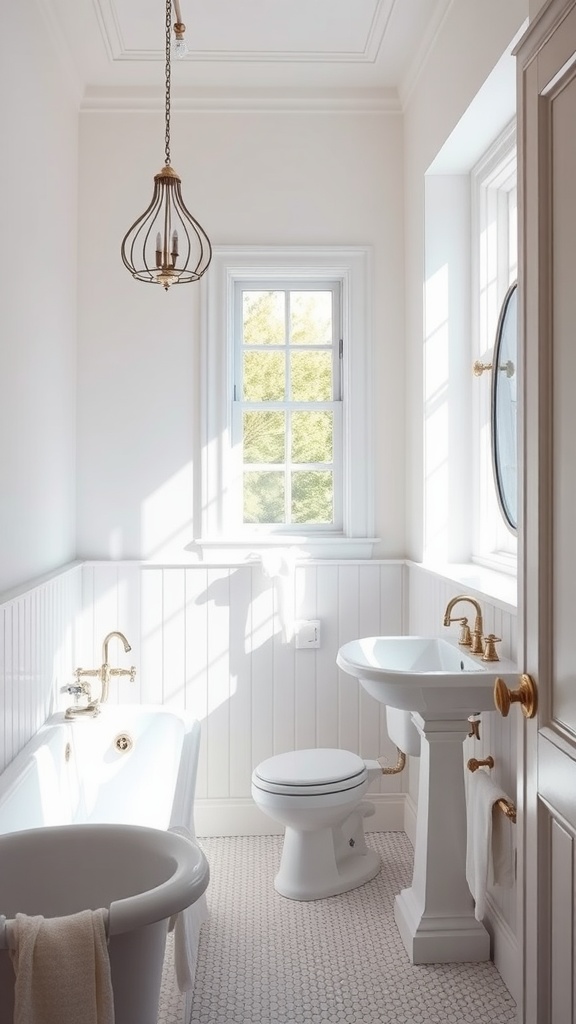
43, 0, 451, 106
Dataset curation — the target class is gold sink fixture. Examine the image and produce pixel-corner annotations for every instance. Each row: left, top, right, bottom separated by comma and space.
442, 595, 501, 661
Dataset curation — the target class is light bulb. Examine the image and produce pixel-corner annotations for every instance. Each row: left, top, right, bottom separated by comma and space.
172, 36, 188, 59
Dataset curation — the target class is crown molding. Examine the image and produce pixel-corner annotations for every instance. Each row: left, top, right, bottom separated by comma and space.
81, 85, 402, 114
92, 0, 395, 66
398, 0, 455, 109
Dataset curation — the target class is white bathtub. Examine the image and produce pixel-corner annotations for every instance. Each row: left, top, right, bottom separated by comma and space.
0, 822, 209, 1024
0, 705, 208, 1020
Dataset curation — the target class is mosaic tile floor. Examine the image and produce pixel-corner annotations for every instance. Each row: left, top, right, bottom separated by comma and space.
158, 832, 517, 1024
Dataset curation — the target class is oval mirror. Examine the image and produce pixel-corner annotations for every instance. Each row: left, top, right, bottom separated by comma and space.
491, 281, 518, 533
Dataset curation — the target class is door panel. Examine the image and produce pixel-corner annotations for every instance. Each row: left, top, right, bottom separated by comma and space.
517, 3, 576, 1022
552, 71, 576, 733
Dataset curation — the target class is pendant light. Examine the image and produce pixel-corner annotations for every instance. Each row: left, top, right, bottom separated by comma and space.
121, 0, 212, 290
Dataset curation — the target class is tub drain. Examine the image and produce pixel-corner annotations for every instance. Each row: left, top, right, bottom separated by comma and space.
114, 733, 133, 753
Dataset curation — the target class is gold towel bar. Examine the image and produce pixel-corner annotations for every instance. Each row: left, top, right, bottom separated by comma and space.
466, 756, 517, 823
496, 799, 517, 824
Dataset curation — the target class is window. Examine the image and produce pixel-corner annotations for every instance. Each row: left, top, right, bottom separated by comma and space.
471, 121, 518, 570
200, 247, 375, 559
235, 283, 342, 530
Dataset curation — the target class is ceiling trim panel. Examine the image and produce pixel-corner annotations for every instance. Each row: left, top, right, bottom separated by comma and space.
93, 0, 397, 65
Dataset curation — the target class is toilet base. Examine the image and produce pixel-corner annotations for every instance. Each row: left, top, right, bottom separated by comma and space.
274, 802, 381, 901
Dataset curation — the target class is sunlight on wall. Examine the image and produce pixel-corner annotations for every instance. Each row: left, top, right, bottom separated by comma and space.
250, 587, 279, 651
141, 464, 194, 560
424, 263, 450, 558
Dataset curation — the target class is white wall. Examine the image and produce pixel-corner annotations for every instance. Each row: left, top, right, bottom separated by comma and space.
0, 0, 78, 596
76, 106, 406, 561
403, 0, 528, 561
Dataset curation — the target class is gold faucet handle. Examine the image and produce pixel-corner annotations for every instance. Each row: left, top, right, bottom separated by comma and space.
482, 635, 501, 662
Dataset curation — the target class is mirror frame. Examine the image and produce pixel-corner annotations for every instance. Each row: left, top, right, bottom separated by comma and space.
491, 281, 518, 535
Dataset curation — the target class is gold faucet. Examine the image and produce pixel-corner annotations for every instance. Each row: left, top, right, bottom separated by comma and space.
443, 595, 485, 655
65, 631, 136, 719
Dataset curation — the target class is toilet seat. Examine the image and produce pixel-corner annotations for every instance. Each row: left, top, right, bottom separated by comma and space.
252, 748, 367, 796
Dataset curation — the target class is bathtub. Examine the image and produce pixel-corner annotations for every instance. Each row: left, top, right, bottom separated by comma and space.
0, 822, 209, 1024
0, 705, 208, 1019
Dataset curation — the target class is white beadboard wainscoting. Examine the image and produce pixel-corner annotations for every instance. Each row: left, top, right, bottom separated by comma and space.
0, 563, 82, 774
0, 558, 520, 995
77, 560, 407, 836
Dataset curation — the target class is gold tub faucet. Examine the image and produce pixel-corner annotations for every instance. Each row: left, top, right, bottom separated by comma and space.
443, 595, 484, 655
65, 631, 136, 719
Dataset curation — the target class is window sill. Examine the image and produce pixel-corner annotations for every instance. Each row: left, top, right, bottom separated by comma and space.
192, 535, 380, 563
408, 560, 517, 613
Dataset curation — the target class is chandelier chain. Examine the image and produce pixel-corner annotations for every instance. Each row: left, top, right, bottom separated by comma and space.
165, 0, 171, 165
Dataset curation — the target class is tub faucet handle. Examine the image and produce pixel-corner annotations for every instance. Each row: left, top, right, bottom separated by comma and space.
67, 683, 83, 705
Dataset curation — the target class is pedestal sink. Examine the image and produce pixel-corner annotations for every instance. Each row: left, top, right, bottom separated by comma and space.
336, 635, 517, 965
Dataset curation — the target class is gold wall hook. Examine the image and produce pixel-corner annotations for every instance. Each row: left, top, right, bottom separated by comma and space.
473, 359, 515, 378
467, 755, 495, 772
494, 673, 538, 719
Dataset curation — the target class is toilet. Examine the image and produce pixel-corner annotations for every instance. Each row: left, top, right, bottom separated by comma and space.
251, 748, 382, 900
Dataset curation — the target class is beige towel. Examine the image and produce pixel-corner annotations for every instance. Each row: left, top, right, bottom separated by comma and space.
466, 769, 515, 921
9, 908, 114, 1024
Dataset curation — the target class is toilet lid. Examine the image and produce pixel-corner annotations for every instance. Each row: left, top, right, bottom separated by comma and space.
252, 748, 367, 796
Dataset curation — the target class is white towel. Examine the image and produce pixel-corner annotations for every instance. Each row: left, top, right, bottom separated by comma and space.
8, 908, 114, 1024
168, 827, 210, 993
466, 770, 515, 921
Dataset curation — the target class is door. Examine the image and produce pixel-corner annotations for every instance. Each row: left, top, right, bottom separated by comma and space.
516, 3, 576, 1021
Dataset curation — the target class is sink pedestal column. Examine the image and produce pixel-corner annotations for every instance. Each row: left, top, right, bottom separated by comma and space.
394, 714, 490, 964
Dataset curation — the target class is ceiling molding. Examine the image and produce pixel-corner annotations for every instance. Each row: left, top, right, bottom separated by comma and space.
93, 0, 394, 65
81, 86, 402, 114
398, 0, 455, 109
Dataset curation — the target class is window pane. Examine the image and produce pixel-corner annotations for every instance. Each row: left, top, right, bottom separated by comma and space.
243, 411, 285, 463
243, 291, 285, 345
243, 351, 286, 401
291, 411, 333, 464
291, 291, 332, 344
290, 351, 332, 401
291, 471, 333, 524
244, 471, 285, 524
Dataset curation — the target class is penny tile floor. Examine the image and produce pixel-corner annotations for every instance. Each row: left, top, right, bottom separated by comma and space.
158, 832, 517, 1024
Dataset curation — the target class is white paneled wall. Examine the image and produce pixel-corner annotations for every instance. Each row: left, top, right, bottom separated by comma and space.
0, 558, 520, 989
0, 565, 82, 773
78, 560, 407, 835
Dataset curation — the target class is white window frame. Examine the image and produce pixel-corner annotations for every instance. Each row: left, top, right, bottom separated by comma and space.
199, 246, 376, 560
471, 121, 518, 573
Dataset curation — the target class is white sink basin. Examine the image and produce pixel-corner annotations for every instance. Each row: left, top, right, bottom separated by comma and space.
336, 635, 516, 715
